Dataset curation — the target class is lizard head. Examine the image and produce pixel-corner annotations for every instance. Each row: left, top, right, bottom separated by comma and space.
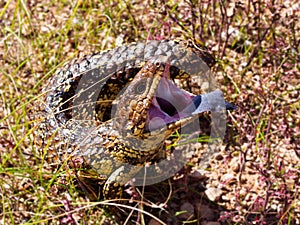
113, 60, 236, 152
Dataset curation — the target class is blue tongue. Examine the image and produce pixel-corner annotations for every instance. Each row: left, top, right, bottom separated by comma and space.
225, 101, 238, 110
192, 95, 202, 108
190, 90, 237, 114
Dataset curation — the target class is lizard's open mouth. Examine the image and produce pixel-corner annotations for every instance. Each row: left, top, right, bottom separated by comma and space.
146, 77, 236, 132
146, 78, 199, 131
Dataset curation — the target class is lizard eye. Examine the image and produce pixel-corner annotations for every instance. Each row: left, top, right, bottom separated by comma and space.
135, 81, 146, 94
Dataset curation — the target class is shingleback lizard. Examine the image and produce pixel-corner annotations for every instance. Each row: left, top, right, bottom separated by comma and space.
39, 40, 236, 202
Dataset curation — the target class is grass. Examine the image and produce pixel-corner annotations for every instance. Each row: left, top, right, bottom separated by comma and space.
0, 0, 299, 224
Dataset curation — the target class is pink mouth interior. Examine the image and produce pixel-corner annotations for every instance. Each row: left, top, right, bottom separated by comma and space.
146, 78, 199, 132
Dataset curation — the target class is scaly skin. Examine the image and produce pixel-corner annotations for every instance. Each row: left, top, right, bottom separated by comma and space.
39, 40, 221, 201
